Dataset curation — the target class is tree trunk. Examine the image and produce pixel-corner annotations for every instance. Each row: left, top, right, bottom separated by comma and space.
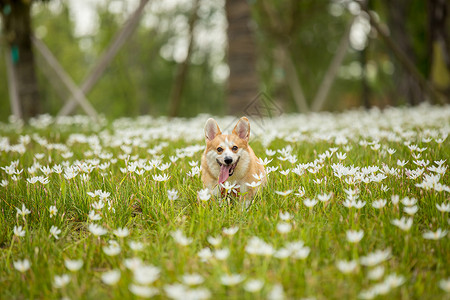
428, 0, 450, 97
225, 0, 259, 115
168, 0, 200, 117
275, 45, 309, 113
1, 1, 41, 120
384, 0, 424, 105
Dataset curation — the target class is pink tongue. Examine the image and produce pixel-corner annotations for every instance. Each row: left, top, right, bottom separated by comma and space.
219, 164, 232, 183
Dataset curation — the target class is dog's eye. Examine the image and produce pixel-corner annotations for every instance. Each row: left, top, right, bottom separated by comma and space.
217, 147, 223, 152
232, 146, 238, 151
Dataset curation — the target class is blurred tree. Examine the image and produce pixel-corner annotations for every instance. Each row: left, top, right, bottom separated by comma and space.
368, 0, 447, 105
32, 2, 88, 116
382, 0, 425, 105
168, 0, 200, 117
254, 0, 352, 112
255, 0, 308, 112
225, 0, 259, 115
428, 0, 450, 98
0, 0, 46, 120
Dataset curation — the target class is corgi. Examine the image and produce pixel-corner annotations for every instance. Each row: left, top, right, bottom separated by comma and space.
201, 117, 266, 201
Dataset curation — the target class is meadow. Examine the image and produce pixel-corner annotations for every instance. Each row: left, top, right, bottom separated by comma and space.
0, 104, 449, 299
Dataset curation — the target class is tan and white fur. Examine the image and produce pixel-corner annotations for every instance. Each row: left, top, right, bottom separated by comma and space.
201, 117, 266, 201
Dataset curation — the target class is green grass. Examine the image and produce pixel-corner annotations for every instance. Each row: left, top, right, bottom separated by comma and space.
0, 107, 449, 299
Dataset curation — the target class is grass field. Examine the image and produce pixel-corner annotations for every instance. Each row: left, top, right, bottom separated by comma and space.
0, 104, 449, 299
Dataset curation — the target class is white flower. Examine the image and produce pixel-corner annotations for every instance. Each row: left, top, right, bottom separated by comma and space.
279, 211, 293, 221
133, 264, 160, 285
401, 197, 417, 206
167, 189, 179, 201
346, 230, 364, 243
14, 225, 26, 237
367, 266, 384, 280
129, 284, 159, 298
295, 186, 305, 197
436, 203, 450, 212
220, 181, 239, 192
245, 236, 275, 256
53, 164, 63, 174
103, 243, 121, 256
182, 273, 204, 285
153, 174, 170, 182
372, 199, 387, 209
64, 259, 83, 272
91, 200, 105, 210
303, 198, 318, 208
360, 249, 391, 266
124, 257, 143, 270
439, 278, 450, 292
128, 240, 144, 251
275, 190, 293, 196
13, 259, 31, 272
391, 217, 413, 231
88, 224, 107, 236
197, 248, 213, 262
197, 188, 211, 201
387, 148, 396, 155
50, 226, 61, 239
207, 235, 222, 246
266, 149, 276, 156
222, 226, 239, 236
214, 248, 230, 260
279, 169, 290, 176
336, 152, 347, 160
397, 159, 408, 167
26, 176, 39, 184
63, 168, 78, 180
372, 281, 391, 295
384, 273, 405, 288
98, 190, 111, 200
274, 248, 291, 259
317, 193, 332, 202
292, 246, 310, 259
171, 230, 192, 246
245, 181, 262, 188
187, 166, 201, 177
88, 210, 102, 221
113, 227, 130, 238
244, 279, 264, 292
220, 273, 245, 286
163, 283, 186, 299
252, 172, 266, 181
391, 195, 400, 206
423, 228, 448, 240
101, 269, 121, 285
53, 274, 71, 288
336, 260, 358, 274
267, 283, 285, 300
276, 222, 292, 234
16, 204, 31, 217
404, 205, 418, 215
266, 166, 279, 173
359, 289, 377, 299
344, 188, 359, 197
354, 200, 366, 209
49, 205, 57, 218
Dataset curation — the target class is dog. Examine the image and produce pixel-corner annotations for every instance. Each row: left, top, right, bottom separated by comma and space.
201, 117, 266, 202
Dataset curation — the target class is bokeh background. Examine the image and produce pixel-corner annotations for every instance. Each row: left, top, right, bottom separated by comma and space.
0, 0, 448, 121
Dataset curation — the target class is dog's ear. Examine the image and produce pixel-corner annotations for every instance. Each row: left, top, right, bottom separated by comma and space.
232, 117, 250, 142
205, 118, 221, 141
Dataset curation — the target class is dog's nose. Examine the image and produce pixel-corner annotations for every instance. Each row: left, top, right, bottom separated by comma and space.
224, 157, 233, 165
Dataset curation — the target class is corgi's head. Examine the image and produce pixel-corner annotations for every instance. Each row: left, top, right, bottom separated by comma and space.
204, 117, 251, 183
